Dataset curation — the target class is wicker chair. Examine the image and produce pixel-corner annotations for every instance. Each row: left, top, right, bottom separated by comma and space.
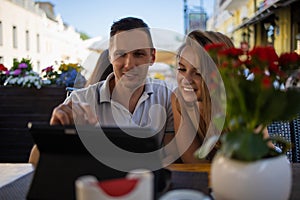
290, 114, 300, 162
267, 114, 300, 163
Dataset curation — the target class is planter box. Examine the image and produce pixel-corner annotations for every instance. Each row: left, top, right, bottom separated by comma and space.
0, 86, 66, 162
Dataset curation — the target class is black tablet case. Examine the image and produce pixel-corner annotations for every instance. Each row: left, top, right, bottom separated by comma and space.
27, 122, 167, 200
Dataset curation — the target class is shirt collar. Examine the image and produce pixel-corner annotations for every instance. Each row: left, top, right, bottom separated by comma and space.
98, 73, 153, 104
99, 73, 114, 103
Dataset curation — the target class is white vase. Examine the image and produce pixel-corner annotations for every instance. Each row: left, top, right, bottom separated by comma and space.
211, 154, 292, 200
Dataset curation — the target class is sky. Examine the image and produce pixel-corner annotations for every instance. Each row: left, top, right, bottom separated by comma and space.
48, 0, 214, 39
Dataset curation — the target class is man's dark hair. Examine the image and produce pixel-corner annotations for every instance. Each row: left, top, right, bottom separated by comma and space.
110, 17, 149, 36
110, 17, 153, 47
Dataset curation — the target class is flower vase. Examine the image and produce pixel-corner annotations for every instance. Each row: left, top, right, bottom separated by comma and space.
211, 154, 292, 200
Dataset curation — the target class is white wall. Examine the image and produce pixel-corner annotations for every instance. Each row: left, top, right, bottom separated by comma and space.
0, 0, 88, 73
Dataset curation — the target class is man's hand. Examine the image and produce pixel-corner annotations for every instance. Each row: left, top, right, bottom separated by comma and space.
50, 100, 98, 125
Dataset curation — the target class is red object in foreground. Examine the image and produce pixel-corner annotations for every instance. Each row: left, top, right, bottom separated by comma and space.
97, 178, 139, 197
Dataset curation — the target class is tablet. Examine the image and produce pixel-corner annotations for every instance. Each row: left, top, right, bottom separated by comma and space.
27, 122, 168, 200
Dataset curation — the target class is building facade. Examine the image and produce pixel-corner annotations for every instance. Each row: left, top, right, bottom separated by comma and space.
0, 0, 87, 72
183, 0, 208, 34
208, 0, 300, 54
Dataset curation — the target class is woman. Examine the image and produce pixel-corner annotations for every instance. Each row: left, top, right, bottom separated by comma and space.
172, 30, 234, 163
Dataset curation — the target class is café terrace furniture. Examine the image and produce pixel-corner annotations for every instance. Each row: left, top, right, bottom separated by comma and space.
0, 163, 299, 200
268, 114, 300, 163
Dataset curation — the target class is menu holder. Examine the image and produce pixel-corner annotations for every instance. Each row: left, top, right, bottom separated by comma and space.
76, 169, 153, 200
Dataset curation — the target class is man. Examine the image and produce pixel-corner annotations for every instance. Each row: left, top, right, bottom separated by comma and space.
29, 17, 174, 166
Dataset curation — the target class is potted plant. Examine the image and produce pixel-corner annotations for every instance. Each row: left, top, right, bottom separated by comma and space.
3, 58, 43, 88
197, 45, 300, 200
41, 62, 86, 88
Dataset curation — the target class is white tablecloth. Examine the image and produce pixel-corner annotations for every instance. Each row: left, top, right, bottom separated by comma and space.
0, 163, 34, 188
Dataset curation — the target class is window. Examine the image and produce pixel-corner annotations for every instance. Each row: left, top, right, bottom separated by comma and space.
13, 26, 17, 48
36, 60, 40, 72
36, 33, 40, 53
0, 21, 3, 46
26, 30, 30, 51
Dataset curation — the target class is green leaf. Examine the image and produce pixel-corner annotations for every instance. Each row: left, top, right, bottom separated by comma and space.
259, 89, 287, 123
220, 129, 270, 162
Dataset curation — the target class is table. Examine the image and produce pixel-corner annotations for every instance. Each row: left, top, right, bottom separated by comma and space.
167, 163, 300, 200
167, 163, 211, 185
0, 163, 299, 200
0, 163, 33, 188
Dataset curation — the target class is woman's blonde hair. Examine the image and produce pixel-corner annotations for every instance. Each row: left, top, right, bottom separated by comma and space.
175, 30, 233, 160
188, 30, 234, 49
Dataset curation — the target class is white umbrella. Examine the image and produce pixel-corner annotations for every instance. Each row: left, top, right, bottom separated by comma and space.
83, 29, 184, 79
88, 28, 184, 64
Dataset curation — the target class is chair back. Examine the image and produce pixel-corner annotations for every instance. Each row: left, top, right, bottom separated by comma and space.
268, 114, 300, 163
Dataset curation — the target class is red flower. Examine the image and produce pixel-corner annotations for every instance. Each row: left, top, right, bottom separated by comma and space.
278, 52, 300, 70
0, 64, 8, 72
262, 75, 272, 89
204, 43, 225, 52
220, 61, 229, 69
269, 63, 280, 75
219, 47, 244, 58
250, 66, 263, 75
249, 46, 278, 63
42, 66, 54, 73
205, 44, 299, 92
